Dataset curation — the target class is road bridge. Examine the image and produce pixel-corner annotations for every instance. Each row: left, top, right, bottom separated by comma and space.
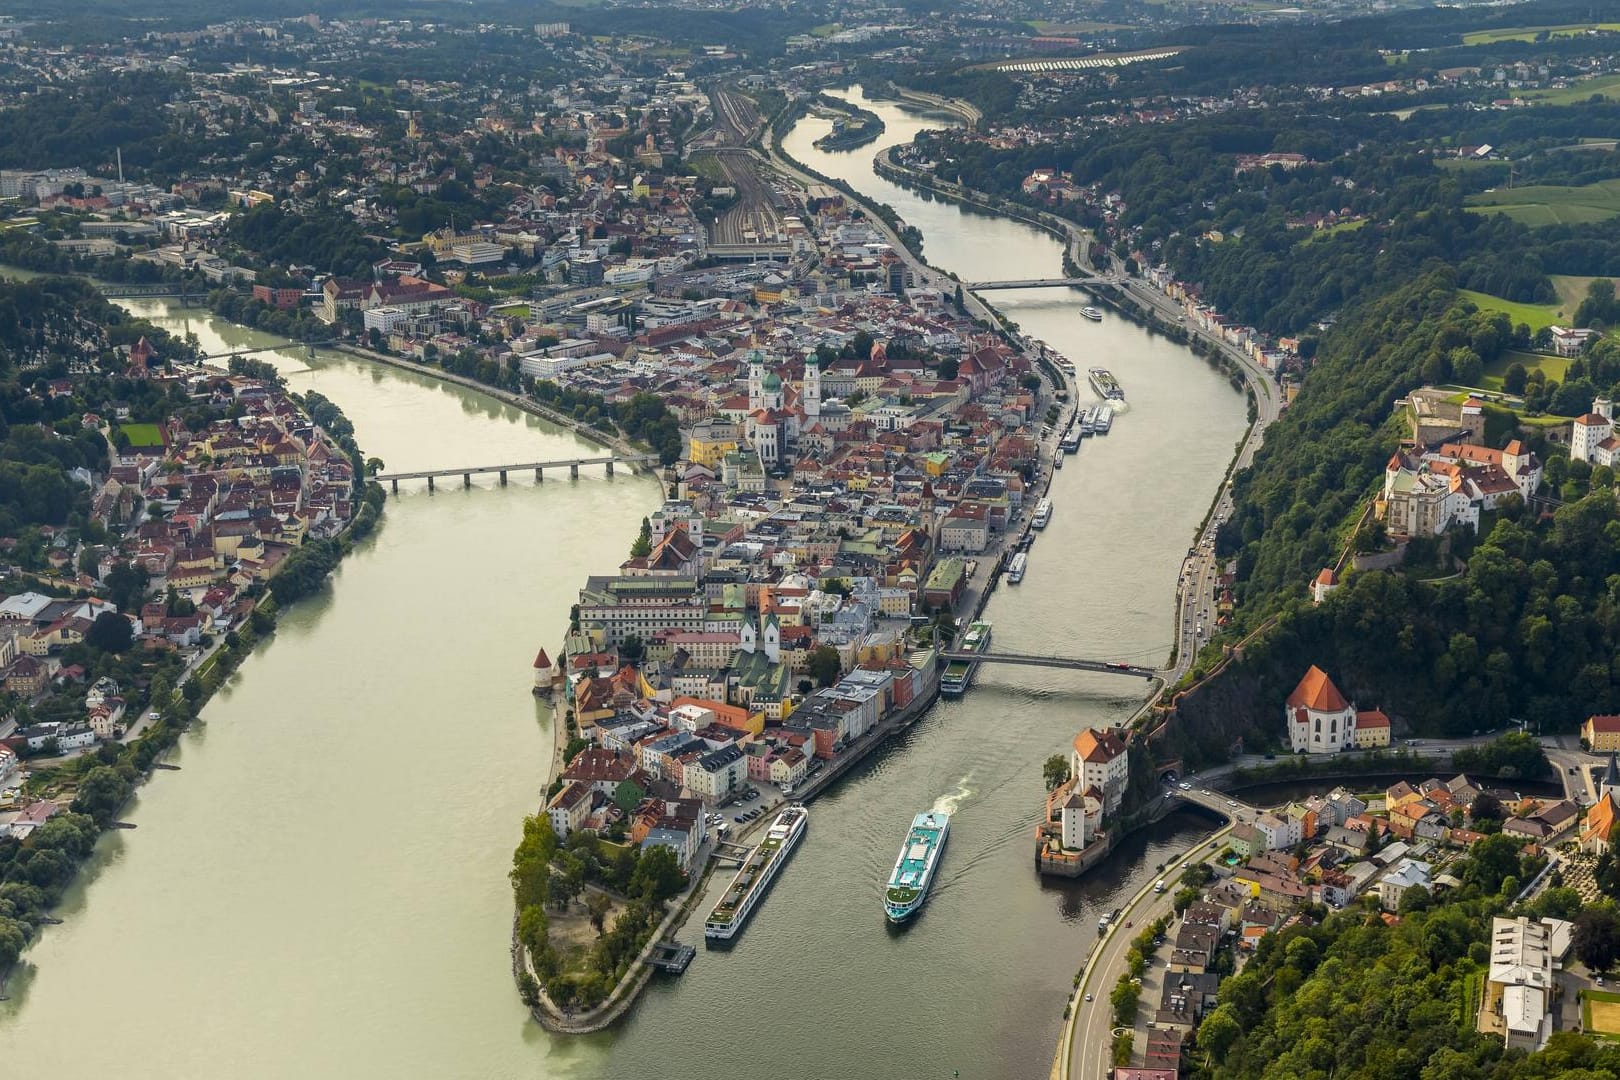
938, 650, 1158, 678
963, 275, 1120, 291
97, 282, 196, 298
198, 341, 339, 364
375, 453, 658, 492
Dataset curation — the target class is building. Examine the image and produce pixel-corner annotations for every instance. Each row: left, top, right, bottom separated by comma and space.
1584, 714, 1620, 753
1481, 916, 1567, 1051
683, 744, 746, 803
1378, 858, 1432, 911
1570, 398, 1616, 465
1354, 709, 1391, 748
1072, 727, 1130, 813
1284, 666, 1359, 754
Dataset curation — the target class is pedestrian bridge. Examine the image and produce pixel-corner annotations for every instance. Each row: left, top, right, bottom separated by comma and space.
376, 453, 659, 491
963, 275, 1121, 291
938, 650, 1158, 678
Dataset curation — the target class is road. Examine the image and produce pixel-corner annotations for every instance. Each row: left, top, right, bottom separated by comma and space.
1057, 819, 1234, 1080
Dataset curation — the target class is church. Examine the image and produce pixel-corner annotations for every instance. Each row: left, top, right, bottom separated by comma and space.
743, 349, 821, 470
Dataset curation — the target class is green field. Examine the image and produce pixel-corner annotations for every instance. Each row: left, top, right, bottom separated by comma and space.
1480, 349, 1571, 392
1466, 178, 1620, 227
1516, 72, 1620, 106
1582, 988, 1620, 1039
1459, 290, 1564, 331
1462, 22, 1620, 45
1304, 219, 1366, 242
118, 422, 164, 447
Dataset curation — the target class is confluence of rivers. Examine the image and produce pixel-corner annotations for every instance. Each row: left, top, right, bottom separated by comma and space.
0, 86, 1247, 1079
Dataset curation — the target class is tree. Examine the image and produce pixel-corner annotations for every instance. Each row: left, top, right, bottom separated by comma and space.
1574, 906, 1620, 973
807, 645, 841, 687
630, 517, 652, 559
936, 357, 960, 381
1397, 884, 1432, 915
1503, 362, 1528, 395
84, 611, 132, 653
1043, 753, 1071, 791
586, 891, 613, 934
1464, 833, 1522, 896
365, 457, 385, 477
1469, 791, 1503, 824
1198, 1004, 1242, 1063
71, 765, 132, 826
619, 634, 645, 663
630, 844, 684, 903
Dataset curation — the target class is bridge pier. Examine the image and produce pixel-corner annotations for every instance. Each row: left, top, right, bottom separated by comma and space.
463, 473, 471, 489
499, 470, 507, 485
606, 460, 614, 477
427, 476, 435, 492
390, 478, 398, 494
570, 462, 579, 479
535, 467, 543, 483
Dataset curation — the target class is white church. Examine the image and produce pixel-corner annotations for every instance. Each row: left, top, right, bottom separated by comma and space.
744, 349, 821, 469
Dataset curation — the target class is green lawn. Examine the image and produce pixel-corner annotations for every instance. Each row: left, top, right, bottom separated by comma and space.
1516, 72, 1620, 106
1480, 349, 1571, 392
119, 422, 164, 447
1467, 178, 1620, 227
1304, 219, 1366, 242
1581, 987, 1620, 1039
1458, 289, 1564, 331
1463, 23, 1620, 45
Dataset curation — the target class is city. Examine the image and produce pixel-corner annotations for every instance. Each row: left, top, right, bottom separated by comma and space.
2, 2, 1620, 1079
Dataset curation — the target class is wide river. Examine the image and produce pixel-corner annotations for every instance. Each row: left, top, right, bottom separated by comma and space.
0, 87, 1247, 1079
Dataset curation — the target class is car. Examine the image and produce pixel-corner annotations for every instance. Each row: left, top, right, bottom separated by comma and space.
1226, 800, 1237, 808
1126, 921, 1132, 928
1178, 782, 1191, 790
733, 815, 744, 822
1084, 993, 1093, 1002
1201, 789, 1212, 796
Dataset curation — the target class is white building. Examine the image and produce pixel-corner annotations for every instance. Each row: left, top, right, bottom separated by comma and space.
1378, 858, 1432, 911
1571, 397, 1617, 464
1483, 915, 1568, 1051
1253, 811, 1303, 852
1071, 727, 1130, 813
1285, 666, 1360, 753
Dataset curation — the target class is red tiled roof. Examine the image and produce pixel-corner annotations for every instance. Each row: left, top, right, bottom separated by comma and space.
1286, 665, 1349, 712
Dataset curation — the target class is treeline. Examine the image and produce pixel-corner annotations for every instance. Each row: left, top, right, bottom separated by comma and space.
207, 289, 332, 343
529, 381, 682, 465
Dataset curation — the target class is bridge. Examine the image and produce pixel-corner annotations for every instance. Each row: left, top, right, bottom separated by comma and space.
375, 453, 659, 492
199, 341, 339, 364
938, 650, 1158, 678
962, 275, 1121, 291
97, 282, 197, 299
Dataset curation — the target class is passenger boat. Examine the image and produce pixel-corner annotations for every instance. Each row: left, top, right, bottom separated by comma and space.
704, 806, 808, 942
1080, 306, 1104, 322
884, 811, 951, 922
1088, 367, 1125, 401
940, 620, 992, 697
1092, 405, 1114, 434
1007, 551, 1027, 584
1032, 498, 1053, 529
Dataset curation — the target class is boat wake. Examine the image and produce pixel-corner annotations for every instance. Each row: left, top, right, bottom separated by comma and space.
932, 773, 975, 816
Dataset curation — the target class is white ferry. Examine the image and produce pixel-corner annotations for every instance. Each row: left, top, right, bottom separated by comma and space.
1007, 551, 1028, 583
1080, 306, 1104, 322
1032, 498, 1053, 529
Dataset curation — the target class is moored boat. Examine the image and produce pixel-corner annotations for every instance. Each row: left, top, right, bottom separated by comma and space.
1007, 551, 1027, 583
704, 806, 808, 942
940, 620, 992, 697
1032, 498, 1052, 529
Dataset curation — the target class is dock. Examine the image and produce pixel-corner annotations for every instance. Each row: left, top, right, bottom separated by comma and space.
646, 940, 696, 974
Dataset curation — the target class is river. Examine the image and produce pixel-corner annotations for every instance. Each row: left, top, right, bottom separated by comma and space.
0, 86, 1248, 1080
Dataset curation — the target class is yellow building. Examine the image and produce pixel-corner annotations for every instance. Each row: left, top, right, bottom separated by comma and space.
688, 420, 739, 469
1354, 708, 1391, 748
1584, 714, 1620, 753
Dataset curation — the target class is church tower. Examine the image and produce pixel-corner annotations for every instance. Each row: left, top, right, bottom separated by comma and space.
1603, 752, 1620, 803
762, 614, 781, 664
748, 350, 766, 413
740, 619, 757, 655
804, 359, 822, 419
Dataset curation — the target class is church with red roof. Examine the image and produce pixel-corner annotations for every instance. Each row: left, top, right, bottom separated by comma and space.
1284, 665, 1360, 754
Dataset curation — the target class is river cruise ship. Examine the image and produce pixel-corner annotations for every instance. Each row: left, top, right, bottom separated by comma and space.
884, 811, 951, 922
1032, 498, 1052, 529
704, 806, 808, 942
940, 620, 992, 697
1007, 551, 1028, 584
